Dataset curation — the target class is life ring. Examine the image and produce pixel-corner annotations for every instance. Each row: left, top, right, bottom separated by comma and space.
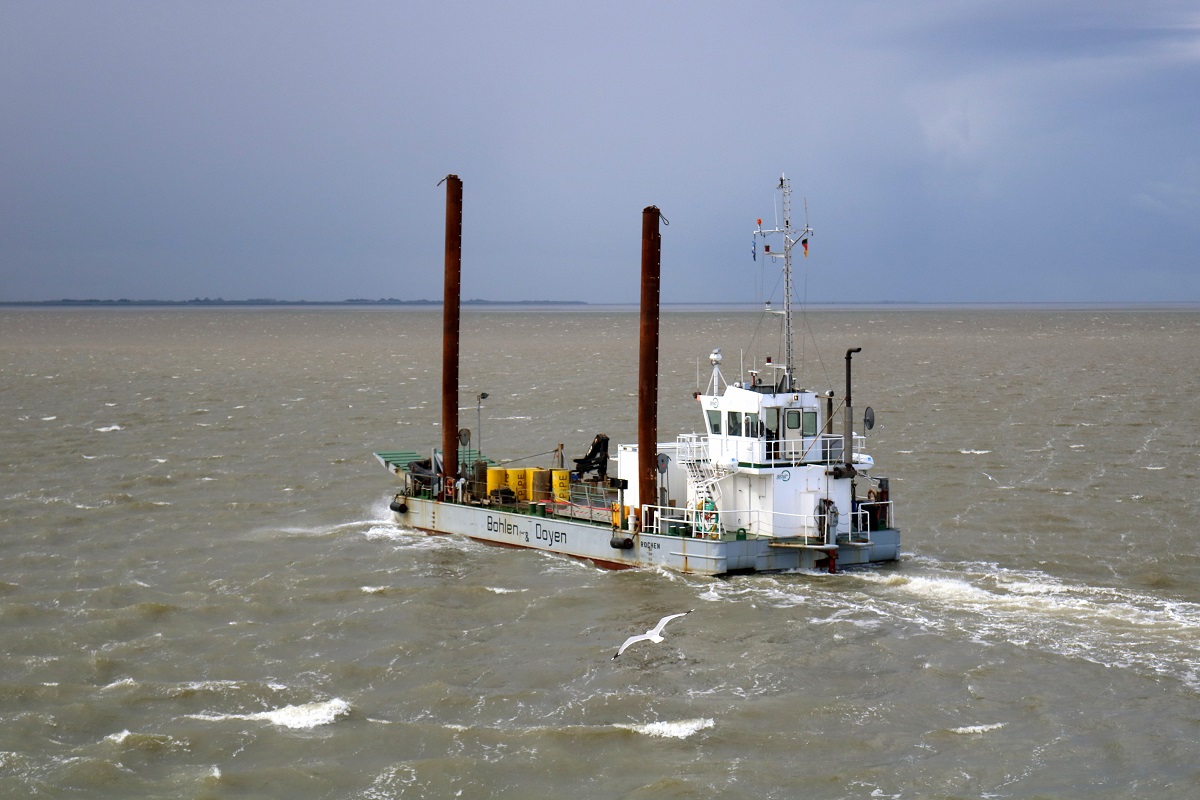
696, 499, 718, 535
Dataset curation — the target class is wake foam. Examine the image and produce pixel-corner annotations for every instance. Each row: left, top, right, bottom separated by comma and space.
853, 563, 1200, 688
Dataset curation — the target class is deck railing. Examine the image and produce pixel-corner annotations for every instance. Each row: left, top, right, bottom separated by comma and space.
680, 432, 866, 467
638, 500, 893, 544
638, 504, 823, 543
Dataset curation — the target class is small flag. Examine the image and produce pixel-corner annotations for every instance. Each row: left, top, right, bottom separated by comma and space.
751, 239, 756, 261
801, 238, 808, 258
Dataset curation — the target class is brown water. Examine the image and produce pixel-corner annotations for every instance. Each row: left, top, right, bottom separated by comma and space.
2, 306, 1199, 798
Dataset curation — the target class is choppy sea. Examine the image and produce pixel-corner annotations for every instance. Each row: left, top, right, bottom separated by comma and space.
2, 306, 1199, 798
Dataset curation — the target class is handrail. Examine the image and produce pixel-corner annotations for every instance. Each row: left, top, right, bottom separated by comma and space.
853, 499, 895, 533
639, 503, 830, 542
639, 498, 894, 542
682, 431, 866, 467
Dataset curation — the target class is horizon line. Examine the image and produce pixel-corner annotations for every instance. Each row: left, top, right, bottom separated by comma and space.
3, 298, 1199, 310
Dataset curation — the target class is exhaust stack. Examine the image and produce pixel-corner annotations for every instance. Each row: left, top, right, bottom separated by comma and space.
843, 347, 861, 477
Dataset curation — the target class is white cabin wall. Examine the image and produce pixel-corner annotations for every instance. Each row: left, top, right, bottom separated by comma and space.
616, 445, 639, 508
616, 442, 687, 511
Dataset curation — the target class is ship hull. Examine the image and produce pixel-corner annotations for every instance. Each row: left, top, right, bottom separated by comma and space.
392, 496, 900, 576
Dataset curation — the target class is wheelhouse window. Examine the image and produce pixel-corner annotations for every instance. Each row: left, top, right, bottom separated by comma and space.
727, 411, 742, 436
706, 409, 721, 434
803, 410, 818, 437
786, 409, 819, 437
745, 412, 760, 437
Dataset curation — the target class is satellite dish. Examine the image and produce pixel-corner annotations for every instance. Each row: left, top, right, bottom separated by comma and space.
863, 406, 875, 431
458, 428, 471, 446
657, 453, 670, 474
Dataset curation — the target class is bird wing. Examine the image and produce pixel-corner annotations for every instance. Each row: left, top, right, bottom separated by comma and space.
612, 633, 653, 659
648, 609, 693, 637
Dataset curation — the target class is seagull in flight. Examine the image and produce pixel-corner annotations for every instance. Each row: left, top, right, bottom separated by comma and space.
612, 610, 694, 660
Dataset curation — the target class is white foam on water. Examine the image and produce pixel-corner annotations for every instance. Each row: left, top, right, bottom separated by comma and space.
182, 680, 233, 691
647, 565, 684, 583
41, 416, 57, 421
178, 679, 283, 693
485, 587, 527, 594
361, 586, 388, 594
852, 564, 1200, 686
959, 449, 991, 454
249, 699, 351, 728
95, 425, 123, 432
616, 718, 714, 738
188, 698, 351, 729
698, 577, 813, 609
949, 722, 1005, 735
364, 525, 415, 542
332, 516, 394, 532
101, 729, 190, 755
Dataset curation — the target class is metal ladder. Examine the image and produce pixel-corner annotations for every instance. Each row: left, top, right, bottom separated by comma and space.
674, 434, 735, 535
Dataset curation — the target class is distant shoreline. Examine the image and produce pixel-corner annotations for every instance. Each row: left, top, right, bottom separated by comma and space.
1, 299, 1197, 311
0, 298, 585, 307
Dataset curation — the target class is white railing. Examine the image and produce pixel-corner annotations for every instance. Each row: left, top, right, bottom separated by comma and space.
675, 433, 708, 464
639, 499, 894, 543
639, 503, 826, 542
853, 499, 895, 535
691, 432, 867, 467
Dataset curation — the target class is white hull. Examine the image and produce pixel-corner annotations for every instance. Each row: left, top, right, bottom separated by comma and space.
392, 495, 900, 576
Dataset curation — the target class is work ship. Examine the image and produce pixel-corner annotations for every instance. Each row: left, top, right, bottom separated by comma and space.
375, 174, 900, 576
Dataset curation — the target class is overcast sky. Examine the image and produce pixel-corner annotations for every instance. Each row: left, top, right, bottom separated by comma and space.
2, 1, 1197, 304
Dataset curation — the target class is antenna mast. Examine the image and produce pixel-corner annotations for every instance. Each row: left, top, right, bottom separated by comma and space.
754, 174, 812, 391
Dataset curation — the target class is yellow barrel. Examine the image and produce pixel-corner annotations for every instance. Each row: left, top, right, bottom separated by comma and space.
528, 468, 550, 503
551, 468, 571, 502
507, 467, 529, 501
486, 467, 507, 495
